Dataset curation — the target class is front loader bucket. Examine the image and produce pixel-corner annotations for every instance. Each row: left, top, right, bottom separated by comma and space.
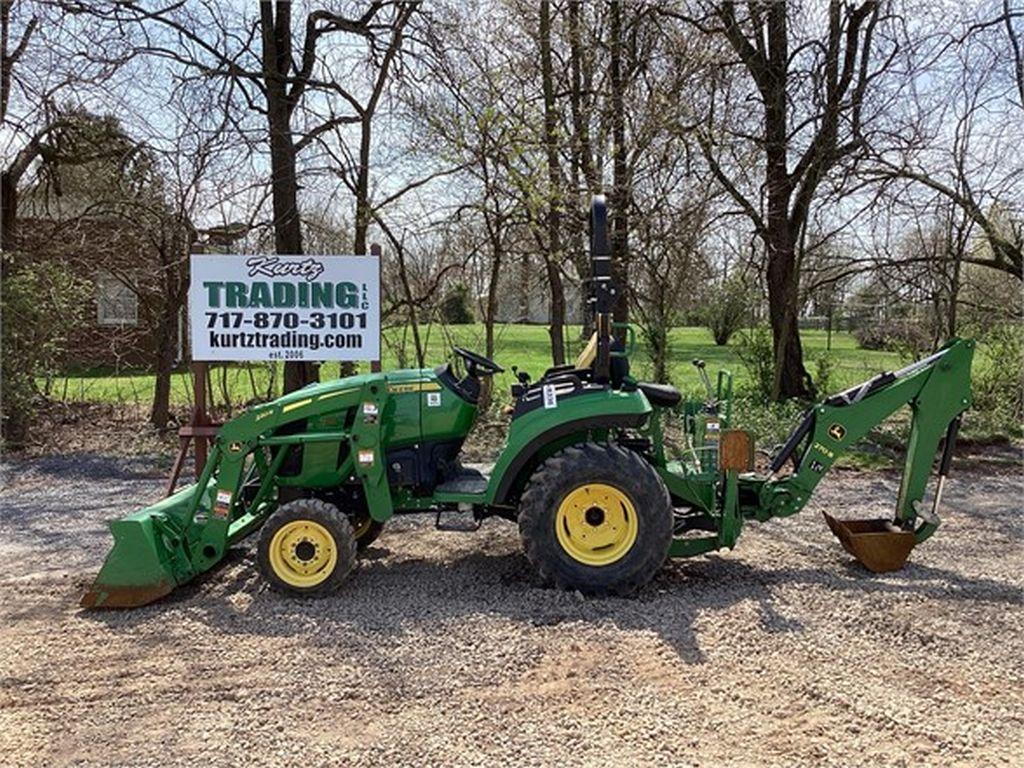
823, 512, 916, 573
81, 514, 177, 608
81, 485, 203, 609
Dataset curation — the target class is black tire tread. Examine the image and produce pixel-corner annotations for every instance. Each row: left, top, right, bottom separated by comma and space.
518, 443, 672, 596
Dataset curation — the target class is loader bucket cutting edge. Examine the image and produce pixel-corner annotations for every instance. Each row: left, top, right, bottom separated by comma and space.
822, 511, 917, 573
81, 582, 174, 609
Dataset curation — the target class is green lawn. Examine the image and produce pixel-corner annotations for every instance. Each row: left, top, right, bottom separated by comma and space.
45, 324, 904, 408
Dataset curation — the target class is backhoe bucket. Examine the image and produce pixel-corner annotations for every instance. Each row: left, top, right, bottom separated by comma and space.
81, 485, 201, 609
822, 512, 916, 573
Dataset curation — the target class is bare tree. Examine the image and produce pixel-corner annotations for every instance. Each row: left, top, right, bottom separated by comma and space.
863, 3, 1023, 279
317, 3, 417, 256
537, 0, 567, 364
1, 0, 130, 251
109, 1, 413, 391
668, 1, 891, 399
413, 2, 534, 377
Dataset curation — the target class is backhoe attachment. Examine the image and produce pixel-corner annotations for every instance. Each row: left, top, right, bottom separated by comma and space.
763, 338, 974, 572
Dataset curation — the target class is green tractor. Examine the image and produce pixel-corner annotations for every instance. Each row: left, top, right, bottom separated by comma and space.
82, 197, 974, 608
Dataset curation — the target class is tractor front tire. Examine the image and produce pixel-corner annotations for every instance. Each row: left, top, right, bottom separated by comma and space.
519, 443, 672, 596
258, 499, 357, 597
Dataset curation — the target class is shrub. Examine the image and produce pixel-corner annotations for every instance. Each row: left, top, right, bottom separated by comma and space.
735, 325, 775, 400
729, 394, 807, 451
438, 283, 474, 324
853, 319, 931, 356
1, 257, 90, 447
972, 322, 1024, 436
811, 350, 838, 396
703, 274, 753, 346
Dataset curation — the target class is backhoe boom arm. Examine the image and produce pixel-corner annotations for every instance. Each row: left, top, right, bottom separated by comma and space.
758, 338, 974, 541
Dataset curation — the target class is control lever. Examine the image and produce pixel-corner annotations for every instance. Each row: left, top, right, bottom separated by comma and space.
511, 365, 531, 384
692, 359, 716, 408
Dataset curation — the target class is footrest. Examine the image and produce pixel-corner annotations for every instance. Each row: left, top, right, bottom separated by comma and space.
435, 466, 488, 495
435, 509, 482, 532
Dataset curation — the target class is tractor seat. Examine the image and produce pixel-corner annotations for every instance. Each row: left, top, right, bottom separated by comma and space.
637, 381, 682, 408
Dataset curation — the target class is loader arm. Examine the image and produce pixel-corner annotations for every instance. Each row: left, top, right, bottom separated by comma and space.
81, 373, 399, 608
755, 338, 974, 542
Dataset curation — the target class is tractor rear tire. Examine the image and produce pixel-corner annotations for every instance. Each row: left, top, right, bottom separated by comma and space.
518, 443, 672, 596
258, 499, 357, 597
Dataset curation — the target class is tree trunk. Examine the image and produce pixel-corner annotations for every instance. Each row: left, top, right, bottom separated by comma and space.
946, 227, 963, 339
340, 117, 373, 378
262, 2, 316, 394
567, 1, 597, 192
763, 4, 812, 401
539, 0, 565, 366
609, 0, 629, 323
149, 297, 178, 428
267, 110, 303, 257
765, 229, 812, 400
487, 228, 503, 360
353, 117, 372, 257
546, 261, 566, 365
653, 323, 668, 383
481, 213, 503, 409
568, 0, 596, 341
518, 252, 530, 322
267, 106, 313, 392
1, 170, 17, 253
394, 241, 424, 367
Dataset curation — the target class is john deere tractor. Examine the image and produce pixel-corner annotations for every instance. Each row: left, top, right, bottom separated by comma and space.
82, 197, 974, 608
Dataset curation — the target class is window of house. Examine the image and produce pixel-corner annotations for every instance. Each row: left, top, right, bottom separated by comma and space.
96, 271, 138, 326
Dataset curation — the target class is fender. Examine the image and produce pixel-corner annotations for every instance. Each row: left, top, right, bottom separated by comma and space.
485, 387, 651, 507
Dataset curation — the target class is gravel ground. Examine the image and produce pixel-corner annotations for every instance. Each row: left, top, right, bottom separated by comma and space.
0, 453, 1021, 767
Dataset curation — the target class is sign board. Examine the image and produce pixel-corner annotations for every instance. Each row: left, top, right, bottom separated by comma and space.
189, 254, 380, 362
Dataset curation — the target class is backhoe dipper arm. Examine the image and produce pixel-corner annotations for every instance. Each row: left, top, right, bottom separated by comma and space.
759, 338, 974, 542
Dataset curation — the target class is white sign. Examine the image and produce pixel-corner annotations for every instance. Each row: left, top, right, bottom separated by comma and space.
189, 254, 380, 362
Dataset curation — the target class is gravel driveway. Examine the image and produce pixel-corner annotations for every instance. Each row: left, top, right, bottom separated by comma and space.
0, 453, 1021, 767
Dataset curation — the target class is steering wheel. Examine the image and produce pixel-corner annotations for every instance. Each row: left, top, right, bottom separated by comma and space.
452, 346, 504, 377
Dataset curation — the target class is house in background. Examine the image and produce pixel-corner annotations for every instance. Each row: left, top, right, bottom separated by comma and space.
17, 213, 248, 370
488, 258, 583, 325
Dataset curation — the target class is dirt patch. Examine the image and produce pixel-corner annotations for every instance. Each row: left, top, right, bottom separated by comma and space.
0, 455, 1021, 767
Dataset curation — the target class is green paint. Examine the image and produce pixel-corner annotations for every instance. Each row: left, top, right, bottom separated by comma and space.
201, 280, 361, 309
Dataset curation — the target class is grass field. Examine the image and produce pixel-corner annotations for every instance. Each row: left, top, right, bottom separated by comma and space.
44, 325, 904, 409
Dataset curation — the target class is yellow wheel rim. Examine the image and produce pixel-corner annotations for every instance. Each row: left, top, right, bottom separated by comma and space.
352, 516, 372, 539
268, 519, 338, 588
555, 483, 639, 566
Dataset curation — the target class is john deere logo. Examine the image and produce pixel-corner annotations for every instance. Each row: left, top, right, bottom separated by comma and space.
827, 424, 846, 442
